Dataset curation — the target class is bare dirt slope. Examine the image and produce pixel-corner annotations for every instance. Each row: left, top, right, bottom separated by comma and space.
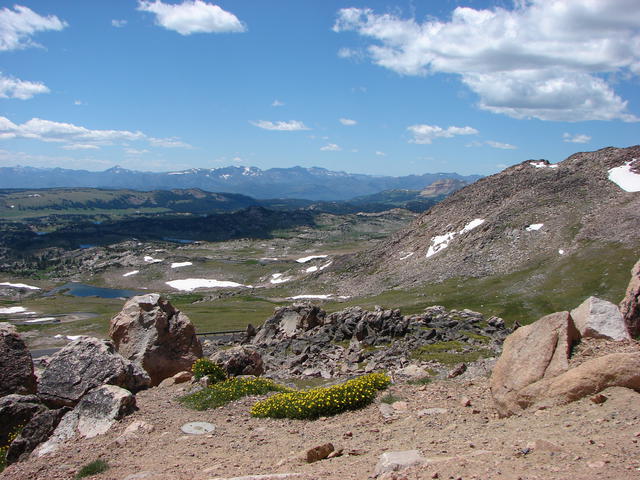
2, 340, 640, 480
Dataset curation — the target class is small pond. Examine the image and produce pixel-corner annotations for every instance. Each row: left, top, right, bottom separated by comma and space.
46, 282, 142, 299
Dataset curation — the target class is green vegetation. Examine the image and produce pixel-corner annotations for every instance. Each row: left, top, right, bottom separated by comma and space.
380, 392, 403, 404
407, 376, 433, 386
75, 459, 109, 479
411, 341, 493, 365
250, 373, 390, 420
178, 377, 290, 411
191, 358, 226, 382
0, 425, 23, 473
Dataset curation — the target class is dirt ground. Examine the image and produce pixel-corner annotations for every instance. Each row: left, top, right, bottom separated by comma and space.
3, 354, 640, 480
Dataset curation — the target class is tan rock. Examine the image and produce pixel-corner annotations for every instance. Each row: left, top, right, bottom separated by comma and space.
490, 311, 579, 417
518, 352, 640, 410
619, 258, 640, 337
306, 443, 334, 463
571, 296, 630, 341
109, 294, 202, 386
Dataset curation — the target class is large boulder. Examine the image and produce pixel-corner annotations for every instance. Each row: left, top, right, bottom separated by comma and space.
210, 346, 264, 377
252, 304, 325, 345
38, 336, 150, 408
0, 394, 45, 446
109, 294, 203, 386
35, 385, 136, 457
0, 322, 37, 397
490, 312, 580, 417
620, 258, 640, 337
516, 352, 640, 410
571, 296, 631, 341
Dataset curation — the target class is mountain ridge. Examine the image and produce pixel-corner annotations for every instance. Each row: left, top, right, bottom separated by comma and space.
0, 164, 482, 201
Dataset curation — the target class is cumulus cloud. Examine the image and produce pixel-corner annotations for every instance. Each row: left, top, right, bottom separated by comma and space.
334, 1, 640, 122
111, 19, 127, 28
271, 99, 284, 107
339, 118, 357, 126
0, 5, 67, 51
0, 73, 49, 99
250, 120, 310, 131
138, 0, 245, 35
0, 115, 192, 150
408, 124, 478, 144
563, 132, 591, 143
375, 151, 386, 156
485, 140, 517, 150
320, 143, 341, 151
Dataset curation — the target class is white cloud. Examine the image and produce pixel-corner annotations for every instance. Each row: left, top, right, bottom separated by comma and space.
375, 150, 386, 156
334, 2, 640, 122
125, 148, 149, 155
111, 19, 127, 28
320, 143, 341, 151
339, 118, 357, 126
0, 5, 67, 51
250, 120, 310, 131
0, 73, 49, 99
138, 0, 245, 35
408, 124, 478, 144
271, 99, 284, 107
563, 132, 591, 143
485, 140, 517, 150
0, 115, 192, 150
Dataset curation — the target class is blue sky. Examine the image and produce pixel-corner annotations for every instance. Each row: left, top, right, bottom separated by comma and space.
0, 0, 638, 176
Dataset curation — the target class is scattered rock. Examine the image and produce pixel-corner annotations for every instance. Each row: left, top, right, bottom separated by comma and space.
620, 257, 640, 337
6, 407, 68, 463
392, 401, 408, 411
210, 346, 264, 377
590, 393, 608, 404
0, 322, 37, 397
526, 439, 563, 453
447, 363, 467, 379
374, 450, 426, 477
571, 296, 630, 341
460, 396, 472, 407
109, 294, 203, 386
306, 443, 334, 463
417, 408, 448, 417
181, 422, 215, 435
38, 336, 150, 408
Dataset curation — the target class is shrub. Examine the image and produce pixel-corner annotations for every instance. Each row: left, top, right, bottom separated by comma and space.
75, 459, 109, 479
250, 372, 391, 420
380, 392, 403, 404
191, 358, 227, 383
179, 377, 290, 411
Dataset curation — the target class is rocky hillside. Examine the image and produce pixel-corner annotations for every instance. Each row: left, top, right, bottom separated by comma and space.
327, 146, 640, 298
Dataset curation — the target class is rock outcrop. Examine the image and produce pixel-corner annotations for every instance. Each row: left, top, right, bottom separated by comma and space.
0, 394, 45, 447
210, 346, 264, 377
620, 257, 640, 337
0, 323, 37, 397
571, 296, 630, 341
109, 294, 203, 386
6, 407, 68, 464
38, 336, 150, 408
490, 312, 580, 416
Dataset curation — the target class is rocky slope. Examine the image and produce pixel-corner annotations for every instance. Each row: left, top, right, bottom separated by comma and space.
327, 146, 640, 296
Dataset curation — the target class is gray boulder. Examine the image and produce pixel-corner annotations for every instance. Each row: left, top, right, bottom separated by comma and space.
0, 322, 37, 397
38, 336, 150, 408
35, 385, 136, 457
252, 304, 324, 345
210, 345, 264, 377
109, 294, 203, 386
571, 296, 631, 341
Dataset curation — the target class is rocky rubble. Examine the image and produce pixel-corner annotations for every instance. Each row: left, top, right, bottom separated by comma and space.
218, 304, 510, 379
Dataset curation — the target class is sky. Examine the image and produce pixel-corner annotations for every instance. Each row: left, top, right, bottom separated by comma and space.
0, 0, 639, 177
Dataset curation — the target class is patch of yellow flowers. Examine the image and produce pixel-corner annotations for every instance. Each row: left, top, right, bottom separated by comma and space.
250, 372, 390, 419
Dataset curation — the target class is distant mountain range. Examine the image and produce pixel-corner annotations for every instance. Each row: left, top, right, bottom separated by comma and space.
0, 165, 481, 201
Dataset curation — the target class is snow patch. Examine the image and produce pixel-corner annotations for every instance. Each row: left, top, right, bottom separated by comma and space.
288, 294, 349, 300
0, 282, 40, 290
171, 262, 193, 269
166, 279, 250, 292
144, 256, 163, 264
399, 252, 414, 260
24, 317, 56, 323
296, 255, 328, 263
270, 273, 291, 284
526, 223, 544, 231
306, 266, 318, 273
319, 261, 332, 270
123, 270, 139, 277
608, 160, 640, 192
559, 249, 565, 255
426, 219, 485, 258
529, 161, 558, 169
0, 306, 28, 314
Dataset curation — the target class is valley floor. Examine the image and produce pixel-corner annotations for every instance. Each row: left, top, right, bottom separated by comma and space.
3, 366, 639, 480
